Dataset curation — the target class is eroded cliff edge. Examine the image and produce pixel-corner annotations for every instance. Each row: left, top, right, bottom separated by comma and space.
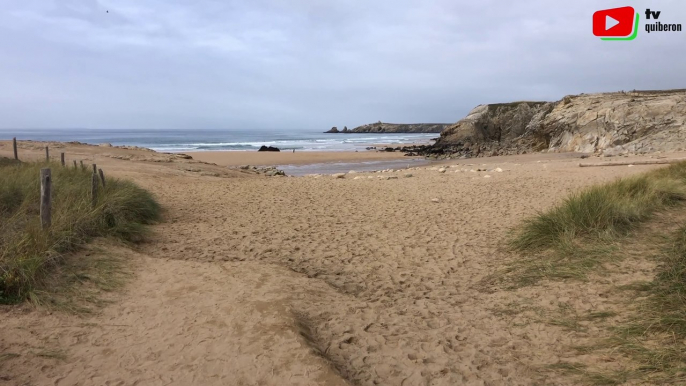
412, 89, 686, 158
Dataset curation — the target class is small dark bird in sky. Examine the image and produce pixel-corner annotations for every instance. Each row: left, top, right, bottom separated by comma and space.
106, 10, 109, 13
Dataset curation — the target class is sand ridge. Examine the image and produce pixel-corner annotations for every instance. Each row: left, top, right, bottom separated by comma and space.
0, 141, 680, 385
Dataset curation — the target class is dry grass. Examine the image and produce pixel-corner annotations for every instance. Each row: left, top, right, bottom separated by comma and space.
605, 224, 686, 384
546, 362, 629, 386
0, 158, 160, 303
31, 241, 136, 313
35, 349, 68, 361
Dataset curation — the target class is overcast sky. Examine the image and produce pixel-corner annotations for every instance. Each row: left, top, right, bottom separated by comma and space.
0, 0, 684, 130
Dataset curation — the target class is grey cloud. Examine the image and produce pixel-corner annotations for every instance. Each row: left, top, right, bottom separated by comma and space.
0, 0, 684, 129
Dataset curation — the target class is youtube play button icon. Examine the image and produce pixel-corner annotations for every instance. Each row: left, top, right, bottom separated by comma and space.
593, 6, 636, 37
606, 15, 620, 30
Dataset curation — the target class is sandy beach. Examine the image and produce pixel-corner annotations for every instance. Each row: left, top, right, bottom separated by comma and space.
0, 140, 681, 385
185, 149, 411, 167
3, 0, 683, 383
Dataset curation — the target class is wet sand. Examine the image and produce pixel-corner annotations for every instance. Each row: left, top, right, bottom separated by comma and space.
185, 150, 412, 167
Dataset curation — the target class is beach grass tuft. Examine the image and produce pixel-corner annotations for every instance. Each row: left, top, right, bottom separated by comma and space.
605, 223, 686, 383
506, 161, 686, 384
0, 158, 160, 303
510, 169, 686, 253
506, 161, 686, 284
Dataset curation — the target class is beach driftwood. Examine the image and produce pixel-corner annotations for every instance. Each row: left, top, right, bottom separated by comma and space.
13, 137, 18, 160
578, 159, 686, 168
40, 168, 51, 229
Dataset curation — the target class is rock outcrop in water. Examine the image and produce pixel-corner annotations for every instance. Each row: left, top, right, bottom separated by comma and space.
408, 89, 686, 158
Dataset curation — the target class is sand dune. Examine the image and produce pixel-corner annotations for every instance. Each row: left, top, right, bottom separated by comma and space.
0, 140, 679, 385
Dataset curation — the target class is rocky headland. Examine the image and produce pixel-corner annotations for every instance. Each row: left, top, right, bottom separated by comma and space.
325, 122, 450, 133
402, 89, 686, 159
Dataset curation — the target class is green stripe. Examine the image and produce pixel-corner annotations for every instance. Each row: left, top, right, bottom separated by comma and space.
601, 13, 640, 40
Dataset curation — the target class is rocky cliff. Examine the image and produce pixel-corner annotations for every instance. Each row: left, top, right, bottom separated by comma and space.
421, 89, 686, 158
326, 122, 450, 133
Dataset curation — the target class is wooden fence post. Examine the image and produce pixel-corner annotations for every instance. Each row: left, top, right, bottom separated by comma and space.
80, 160, 85, 170
92, 164, 97, 174
73, 160, 77, 169
91, 173, 98, 208
13, 137, 18, 160
45, 146, 49, 162
40, 168, 52, 229
60, 152, 65, 166
98, 168, 106, 187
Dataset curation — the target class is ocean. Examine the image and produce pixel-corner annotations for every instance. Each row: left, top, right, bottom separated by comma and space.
0, 128, 436, 153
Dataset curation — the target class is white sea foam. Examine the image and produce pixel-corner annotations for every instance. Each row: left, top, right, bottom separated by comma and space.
0, 128, 437, 153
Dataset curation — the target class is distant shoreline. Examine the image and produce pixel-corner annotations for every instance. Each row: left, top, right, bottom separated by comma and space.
0, 129, 435, 153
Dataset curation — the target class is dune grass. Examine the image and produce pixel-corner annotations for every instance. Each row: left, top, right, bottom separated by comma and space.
607, 223, 686, 383
511, 168, 686, 252
506, 162, 686, 285
647, 225, 686, 345
0, 158, 160, 304
547, 224, 686, 385
505, 161, 686, 384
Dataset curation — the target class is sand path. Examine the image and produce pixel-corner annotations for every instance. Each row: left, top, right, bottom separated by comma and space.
135, 155, 657, 385
0, 141, 679, 385
2, 246, 348, 385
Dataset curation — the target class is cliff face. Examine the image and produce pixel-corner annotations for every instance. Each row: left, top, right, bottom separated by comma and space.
432, 90, 686, 157
436, 102, 547, 145
350, 122, 450, 133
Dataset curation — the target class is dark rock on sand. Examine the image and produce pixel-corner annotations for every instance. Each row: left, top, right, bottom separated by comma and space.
258, 146, 280, 152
